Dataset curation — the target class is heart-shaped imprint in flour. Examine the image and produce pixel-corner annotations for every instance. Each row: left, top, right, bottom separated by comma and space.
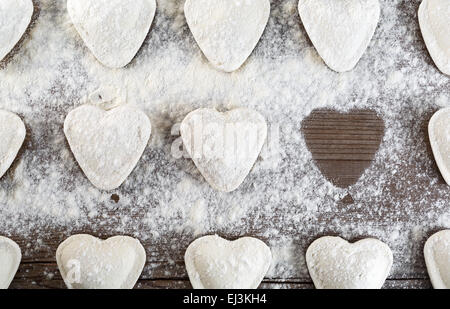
64, 104, 151, 191
302, 109, 384, 189
180, 108, 267, 192
184, 0, 270, 72
0, 110, 26, 179
67, 0, 156, 68
298, 0, 380, 72
429, 107, 450, 185
0, 236, 21, 289
306, 236, 393, 289
185, 235, 272, 289
419, 0, 450, 75
0, 0, 33, 61
424, 230, 450, 289
56, 234, 146, 289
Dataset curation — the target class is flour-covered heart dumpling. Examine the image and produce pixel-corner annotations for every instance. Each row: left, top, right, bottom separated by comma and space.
180, 108, 267, 192
56, 234, 146, 289
0, 0, 33, 62
64, 104, 151, 191
298, 0, 380, 72
429, 107, 450, 185
0, 236, 21, 289
67, 0, 156, 68
0, 110, 26, 179
306, 236, 393, 289
185, 235, 272, 289
424, 230, 450, 289
419, 0, 450, 75
184, 0, 270, 72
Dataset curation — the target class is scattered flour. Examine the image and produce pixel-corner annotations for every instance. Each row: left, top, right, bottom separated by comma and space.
0, 0, 448, 282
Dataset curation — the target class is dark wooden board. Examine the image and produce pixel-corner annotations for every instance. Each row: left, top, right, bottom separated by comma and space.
5, 109, 434, 289
10, 262, 432, 289
2, 0, 448, 290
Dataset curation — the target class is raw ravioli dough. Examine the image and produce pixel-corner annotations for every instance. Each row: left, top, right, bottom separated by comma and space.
67, 0, 156, 68
428, 107, 450, 185
0, 236, 21, 289
64, 104, 151, 191
298, 0, 380, 72
424, 230, 450, 289
180, 108, 267, 192
0, 0, 33, 61
306, 236, 393, 289
185, 235, 272, 289
56, 234, 146, 289
184, 0, 270, 72
0, 110, 26, 179
419, 0, 450, 75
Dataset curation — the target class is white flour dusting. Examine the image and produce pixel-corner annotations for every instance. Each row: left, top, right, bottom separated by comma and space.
0, 0, 449, 282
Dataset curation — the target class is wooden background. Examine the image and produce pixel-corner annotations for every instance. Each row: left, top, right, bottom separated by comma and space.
7, 109, 433, 289
2, 0, 448, 290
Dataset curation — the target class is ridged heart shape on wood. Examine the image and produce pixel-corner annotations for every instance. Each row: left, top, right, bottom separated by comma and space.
180, 108, 267, 192
184, 0, 270, 72
185, 235, 272, 289
0, 110, 26, 179
424, 230, 450, 289
56, 234, 146, 289
429, 107, 450, 185
0, 236, 21, 289
419, 0, 450, 75
67, 0, 156, 68
0, 0, 33, 61
306, 236, 393, 289
64, 104, 151, 191
298, 0, 380, 72
302, 109, 384, 188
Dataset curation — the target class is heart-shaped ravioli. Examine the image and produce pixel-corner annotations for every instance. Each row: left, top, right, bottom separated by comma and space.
64, 104, 151, 191
0, 236, 21, 289
0, 0, 33, 61
306, 236, 393, 289
0, 110, 26, 179
298, 0, 380, 72
180, 108, 267, 192
184, 0, 270, 72
429, 107, 450, 185
185, 235, 272, 289
419, 0, 450, 75
67, 0, 156, 68
56, 234, 146, 289
424, 230, 450, 289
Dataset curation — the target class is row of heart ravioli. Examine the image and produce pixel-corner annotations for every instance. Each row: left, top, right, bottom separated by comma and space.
2, 0, 448, 74
1, 105, 449, 193
1, 231, 449, 289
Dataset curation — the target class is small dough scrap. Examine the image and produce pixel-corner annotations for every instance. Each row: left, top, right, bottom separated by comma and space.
0, 110, 26, 179
419, 0, 450, 75
67, 0, 156, 68
424, 230, 450, 289
298, 0, 380, 72
429, 107, 450, 185
0, 236, 21, 289
180, 108, 267, 192
306, 236, 393, 289
184, 0, 270, 72
56, 234, 146, 289
0, 0, 33, 61
185, 235, 272, 289
64, 104, 151, 191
